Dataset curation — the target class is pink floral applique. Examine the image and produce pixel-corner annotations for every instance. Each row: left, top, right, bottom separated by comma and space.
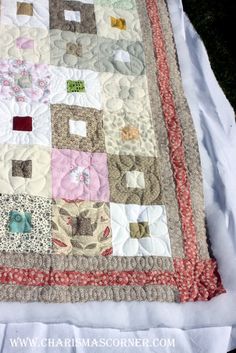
3, 80, 10, 86
13, 86, 20, 92
52, 149, 110, 202
16, 96, 26, 102
38, 79, 47, 88
0, 59, 50, 104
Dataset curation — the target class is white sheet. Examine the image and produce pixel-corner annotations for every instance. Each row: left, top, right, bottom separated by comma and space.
0, 324, 232, 353
0, 0, 236, 352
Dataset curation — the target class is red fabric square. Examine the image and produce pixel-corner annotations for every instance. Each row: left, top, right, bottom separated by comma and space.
13, 116, 32, 132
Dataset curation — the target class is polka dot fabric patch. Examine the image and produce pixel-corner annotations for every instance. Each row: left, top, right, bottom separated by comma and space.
67, 80, 86, 93
0, 0, 225, 303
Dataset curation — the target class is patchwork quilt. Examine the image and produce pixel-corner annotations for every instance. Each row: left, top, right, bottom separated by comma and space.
0, 0, 225, 303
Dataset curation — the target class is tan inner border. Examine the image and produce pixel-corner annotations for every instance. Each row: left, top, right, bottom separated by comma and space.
0, 284, 179, 303
0, 253, 174, 271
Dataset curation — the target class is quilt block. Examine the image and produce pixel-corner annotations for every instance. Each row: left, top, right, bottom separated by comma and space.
1, 0, 49, 29
0, 0, 225, 303
49, 0, 97, 34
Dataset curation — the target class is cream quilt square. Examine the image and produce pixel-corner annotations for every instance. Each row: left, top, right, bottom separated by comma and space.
0, 25, 50, 64
0, 144, 51, 197
100, 72, 151, 115
94, 5, 142, 41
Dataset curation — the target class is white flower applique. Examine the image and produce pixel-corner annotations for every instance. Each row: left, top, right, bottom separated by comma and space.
70, 166, 90, 186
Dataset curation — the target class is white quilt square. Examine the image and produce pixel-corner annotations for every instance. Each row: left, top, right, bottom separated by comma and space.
126, 171, 145, 189
69, 119, 87, 137
64, 10, 81, 22
114, 49, 131, 63
110, 203, 172, 257
1, 0, 49, 29
50, 66, 102, 109
0, 101, 51, 146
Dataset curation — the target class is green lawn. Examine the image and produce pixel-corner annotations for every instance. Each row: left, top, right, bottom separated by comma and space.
182, 0, 236, 112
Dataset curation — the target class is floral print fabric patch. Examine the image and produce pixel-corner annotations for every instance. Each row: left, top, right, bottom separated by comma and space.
52, 199, 112, 256
0, 0, 225, 303
0, 59, 50, 103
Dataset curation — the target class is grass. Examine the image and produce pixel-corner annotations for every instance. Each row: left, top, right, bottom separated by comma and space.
182, 0, 236, 112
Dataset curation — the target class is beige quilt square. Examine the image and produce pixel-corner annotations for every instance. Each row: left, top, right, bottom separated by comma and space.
103, 111, 157, 156
108, 155, 162, 205
52, 199, 112, 256
51, 104, 105, 152
49, 0, 96, 34
17, 2, 33, 16
126, 171, 145, 189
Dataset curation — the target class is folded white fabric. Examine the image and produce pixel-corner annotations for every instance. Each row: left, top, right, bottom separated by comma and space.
0, 324, 232, 353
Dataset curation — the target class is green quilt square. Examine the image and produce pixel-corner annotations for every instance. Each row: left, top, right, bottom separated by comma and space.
67, 80, 86, 93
